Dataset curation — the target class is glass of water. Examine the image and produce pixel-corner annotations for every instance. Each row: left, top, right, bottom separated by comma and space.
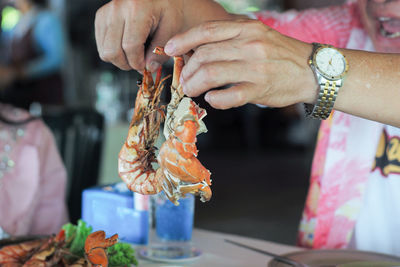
153, 192, 195, 242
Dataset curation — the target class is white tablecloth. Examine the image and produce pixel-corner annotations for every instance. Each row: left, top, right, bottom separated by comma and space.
136, 228, 303, 267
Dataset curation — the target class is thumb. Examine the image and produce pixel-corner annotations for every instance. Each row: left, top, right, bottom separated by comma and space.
144, 25, 176, 72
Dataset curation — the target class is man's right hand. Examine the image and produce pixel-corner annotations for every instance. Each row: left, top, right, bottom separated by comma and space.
95, 0, 232, 72
95, 0, 185, 72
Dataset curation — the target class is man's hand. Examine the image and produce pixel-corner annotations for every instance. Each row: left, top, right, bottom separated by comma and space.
95, 0, 184, 72
165, 19, 316, 109
95, 0, 232, 72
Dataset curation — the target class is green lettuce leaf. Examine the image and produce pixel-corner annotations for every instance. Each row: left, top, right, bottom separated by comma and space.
62, 220, 92, 257
61, 222, 77, 246
107, 243, 138, 266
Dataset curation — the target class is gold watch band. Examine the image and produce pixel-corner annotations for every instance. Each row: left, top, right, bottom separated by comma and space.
305, 80, 339, 120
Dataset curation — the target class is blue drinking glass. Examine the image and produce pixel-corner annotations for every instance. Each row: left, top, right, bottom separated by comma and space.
154, 192, 195, 241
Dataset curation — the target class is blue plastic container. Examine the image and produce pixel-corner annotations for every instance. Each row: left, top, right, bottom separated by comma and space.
154, 192, 194, 241
82, 183, 150, 245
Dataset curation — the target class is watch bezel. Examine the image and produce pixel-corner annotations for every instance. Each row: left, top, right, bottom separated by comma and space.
311, 44, 349, 80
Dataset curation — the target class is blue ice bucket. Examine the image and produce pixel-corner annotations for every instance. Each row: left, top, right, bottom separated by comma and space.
81, 183, 149, 245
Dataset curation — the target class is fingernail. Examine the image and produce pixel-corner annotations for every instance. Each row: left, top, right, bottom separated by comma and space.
148, 61, 160, 73
205, 93, 211, 103
164, 41, 175, 55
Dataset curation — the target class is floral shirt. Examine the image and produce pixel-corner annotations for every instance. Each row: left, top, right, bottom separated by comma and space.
255, 0, 399, 253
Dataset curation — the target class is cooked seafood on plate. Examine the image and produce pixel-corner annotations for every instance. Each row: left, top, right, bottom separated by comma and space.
0, 220, 137, 267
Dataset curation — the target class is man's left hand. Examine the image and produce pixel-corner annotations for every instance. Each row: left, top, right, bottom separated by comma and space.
165, 19, 316, 110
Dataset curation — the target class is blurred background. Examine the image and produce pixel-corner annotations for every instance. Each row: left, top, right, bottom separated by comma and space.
0, 0, 345, 245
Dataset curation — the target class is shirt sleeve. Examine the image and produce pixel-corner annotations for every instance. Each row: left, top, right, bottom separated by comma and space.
29, 122, 68, 235
25, 12, 65, 78
253, 3, 358, 48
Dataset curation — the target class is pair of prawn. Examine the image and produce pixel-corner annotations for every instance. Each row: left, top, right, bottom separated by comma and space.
118, 47, 211, 205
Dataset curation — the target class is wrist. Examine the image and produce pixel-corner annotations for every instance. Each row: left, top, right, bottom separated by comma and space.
302, 64, 319, 105
297, 43, 318, 104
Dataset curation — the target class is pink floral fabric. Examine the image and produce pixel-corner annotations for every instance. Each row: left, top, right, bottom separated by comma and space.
255, 1, 383, 249
299, 113, 381, 248
255, 1, 361, 47
0, 104, 68, 236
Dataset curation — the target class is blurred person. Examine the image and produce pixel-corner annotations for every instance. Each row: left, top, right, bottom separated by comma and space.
0, 0, 65, 110
94, 0, 400, 256
0, 103, 68, 238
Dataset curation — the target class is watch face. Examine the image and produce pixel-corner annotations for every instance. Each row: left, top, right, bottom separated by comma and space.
315, 47, 347, 79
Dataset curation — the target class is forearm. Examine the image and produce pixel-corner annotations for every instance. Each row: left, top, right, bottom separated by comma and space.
330, 50, 400, 127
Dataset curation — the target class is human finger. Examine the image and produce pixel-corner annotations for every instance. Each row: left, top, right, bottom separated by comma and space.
96, 3, 131, 71
122, 2, 156, 71
95, 3, 128, 68
182, 60, 251, 97
94, 6, 107, 57
204, 83, 255, 109
181, 40, 243, 81
164, 20, 244, 56
102, 21, 132, 71
144, 24, 176, 73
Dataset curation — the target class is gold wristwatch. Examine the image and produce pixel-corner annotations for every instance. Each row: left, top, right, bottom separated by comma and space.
304, 43, 349, 120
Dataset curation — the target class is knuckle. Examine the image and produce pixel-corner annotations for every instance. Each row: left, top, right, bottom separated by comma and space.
235, 90, 247, 106
98, 49, 111, 62
253, 61, 269, 75
100, 49, 116, 61
248, 40, 268, 58
192, 49, 207, 65
202, 65, 218, 84
98, 52, 108, 62
99, 51, 130, 70
200, 22, 219, 40
121, 41, 135, 52
101, 49, 123, 63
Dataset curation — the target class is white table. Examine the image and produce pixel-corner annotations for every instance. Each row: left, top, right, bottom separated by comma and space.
136, 228, 303, 267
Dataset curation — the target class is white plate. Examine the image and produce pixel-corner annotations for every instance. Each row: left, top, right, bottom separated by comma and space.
268, 250, 400, 267
138, 244, 202, 263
